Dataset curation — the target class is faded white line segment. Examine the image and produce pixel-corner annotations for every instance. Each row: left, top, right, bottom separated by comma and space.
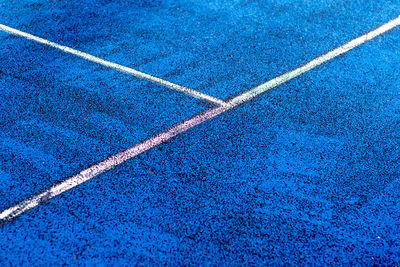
229, 15, 400, 106
0, 24, 229, 107
1, 15, 399, 223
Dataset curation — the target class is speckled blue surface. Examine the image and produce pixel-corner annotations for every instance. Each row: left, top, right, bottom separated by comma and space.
1, 0, 399, 98
1, 0, 400, 265
0, 36, 205, 211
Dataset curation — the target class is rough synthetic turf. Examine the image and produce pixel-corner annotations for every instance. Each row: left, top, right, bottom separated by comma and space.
1, 0, 400, 265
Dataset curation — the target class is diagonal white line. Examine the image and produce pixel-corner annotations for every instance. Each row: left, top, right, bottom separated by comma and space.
229, 15, 400, 106
0, 105, 229, 222
1, 15, 399, 223
0, 24, 229, 107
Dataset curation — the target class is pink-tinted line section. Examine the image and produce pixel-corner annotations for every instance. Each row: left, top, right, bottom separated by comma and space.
0, 106, 229, 222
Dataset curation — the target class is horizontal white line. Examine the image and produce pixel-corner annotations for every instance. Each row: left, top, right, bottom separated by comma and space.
0, 24, 229, 107
1, 15, 399, 223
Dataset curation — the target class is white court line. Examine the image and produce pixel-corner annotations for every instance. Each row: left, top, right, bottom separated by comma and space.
229, 15, 400, 106
0, 24, 229, 107
1, 15, 399, 223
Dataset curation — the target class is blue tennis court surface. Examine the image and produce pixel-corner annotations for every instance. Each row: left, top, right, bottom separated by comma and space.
1, 0, 400, 265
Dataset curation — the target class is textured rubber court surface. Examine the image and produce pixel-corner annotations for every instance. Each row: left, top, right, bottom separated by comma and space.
1, 0, 400, 265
